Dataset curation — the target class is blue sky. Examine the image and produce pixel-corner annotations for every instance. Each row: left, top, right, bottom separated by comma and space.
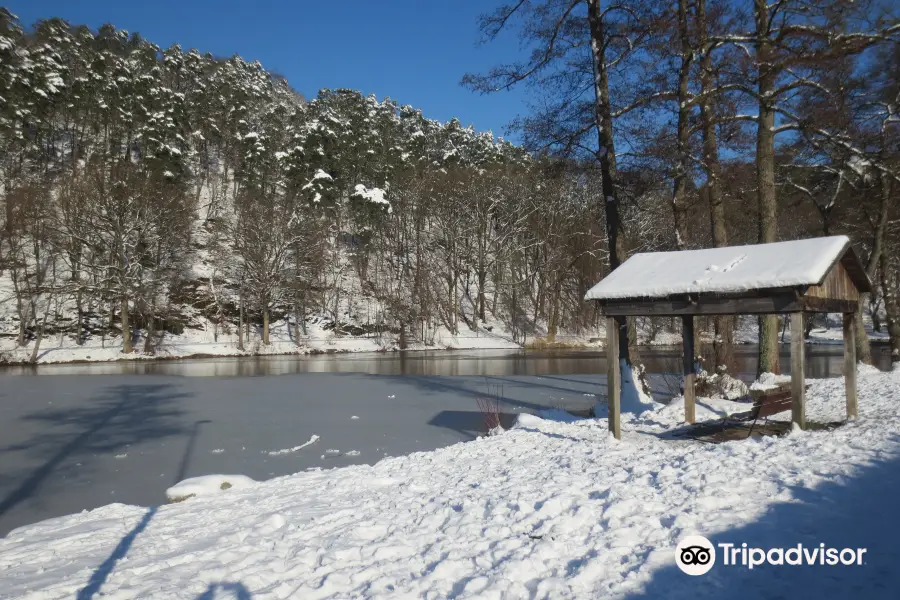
8, 0, 530, 140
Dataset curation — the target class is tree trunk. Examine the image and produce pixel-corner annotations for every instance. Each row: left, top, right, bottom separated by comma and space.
11, 268, 26, 346
755, 0, 778, 376
698, 0, 734, 372
588, 0, 628, 352
76, 289, 84, 346
143, 299, 157, 355
870, 296, 882, 332
548, 276, 561, 342
672, 0, 692, 250
294, 301, 302, 347
491, 264, 501, 316
121, 296, 132, 354
449, 276, 458, 334
237, 292, 245, 351
880, 251, 900, 366
477, 269, 487, 323
263, 305, 270, 346
300, 293, 308, 335
854, 301, 871, 365
587, 0, 648, 399
855, 172, 893, 364
29, 307, 50, 364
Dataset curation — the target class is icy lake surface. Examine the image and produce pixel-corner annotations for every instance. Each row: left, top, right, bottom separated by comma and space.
0, 347, 891, 536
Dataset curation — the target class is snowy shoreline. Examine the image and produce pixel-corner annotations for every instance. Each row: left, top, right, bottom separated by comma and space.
0, 332, 889, 367
1, 368, 898, 598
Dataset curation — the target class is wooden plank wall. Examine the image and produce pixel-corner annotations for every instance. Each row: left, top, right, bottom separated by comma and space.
805, 262, 859, 302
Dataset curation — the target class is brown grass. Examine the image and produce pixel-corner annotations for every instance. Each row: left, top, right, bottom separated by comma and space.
524, 337, 587, 350
476, 392, 503, 433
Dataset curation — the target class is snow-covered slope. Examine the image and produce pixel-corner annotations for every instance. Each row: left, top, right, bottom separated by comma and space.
2, 368, 898, 598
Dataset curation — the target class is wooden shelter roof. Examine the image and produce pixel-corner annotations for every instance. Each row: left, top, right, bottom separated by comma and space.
585, 236, 870, 317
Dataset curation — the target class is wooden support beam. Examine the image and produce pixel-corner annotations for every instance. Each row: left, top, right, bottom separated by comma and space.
682, 315, 696, 424
606, 317, 621, 440
599, 295, 857, 317
843, 312, 858, 419
801, 297, 859, 314
791, 312, 806, 430
602, 294, 803, 316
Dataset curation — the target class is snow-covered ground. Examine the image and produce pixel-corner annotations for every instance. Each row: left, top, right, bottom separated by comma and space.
732, 313, 891, 346
2, 367, 898, 599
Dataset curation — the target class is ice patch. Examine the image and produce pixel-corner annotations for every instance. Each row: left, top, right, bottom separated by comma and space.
266, 435, 320, 456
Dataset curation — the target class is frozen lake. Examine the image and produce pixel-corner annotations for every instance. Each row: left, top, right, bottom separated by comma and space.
0, 346, 891, 536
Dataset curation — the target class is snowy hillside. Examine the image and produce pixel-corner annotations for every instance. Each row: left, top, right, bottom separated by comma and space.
1, 368, 897, 598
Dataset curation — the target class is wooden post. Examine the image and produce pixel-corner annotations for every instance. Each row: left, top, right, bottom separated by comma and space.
682, 315, 696, 424
790, 312, 806, 430
606, 317, 621, 440
843, 312, 858, 419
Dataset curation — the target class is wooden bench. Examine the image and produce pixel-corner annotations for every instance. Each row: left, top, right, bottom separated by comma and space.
733, 385, 809, 436
752, 390, 793, 419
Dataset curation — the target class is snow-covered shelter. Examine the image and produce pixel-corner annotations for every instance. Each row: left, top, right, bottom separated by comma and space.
585, 236, 871, 439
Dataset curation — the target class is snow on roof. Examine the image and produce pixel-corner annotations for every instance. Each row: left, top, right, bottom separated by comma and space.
585, 236, 851, 301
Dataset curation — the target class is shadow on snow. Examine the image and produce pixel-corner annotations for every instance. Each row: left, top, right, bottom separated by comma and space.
623, 434, 900, 599
76, 413, 211, 599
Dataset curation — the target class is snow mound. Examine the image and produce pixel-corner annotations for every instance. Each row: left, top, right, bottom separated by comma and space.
165, 475, 256, 502
515, 409, 582, 429
858, 363, 882, 376
751, 372, 792, 391
696, 369, 750, 400
593, 361, 657, 417
639, 395, 752, 430
514, 412, 546, 429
